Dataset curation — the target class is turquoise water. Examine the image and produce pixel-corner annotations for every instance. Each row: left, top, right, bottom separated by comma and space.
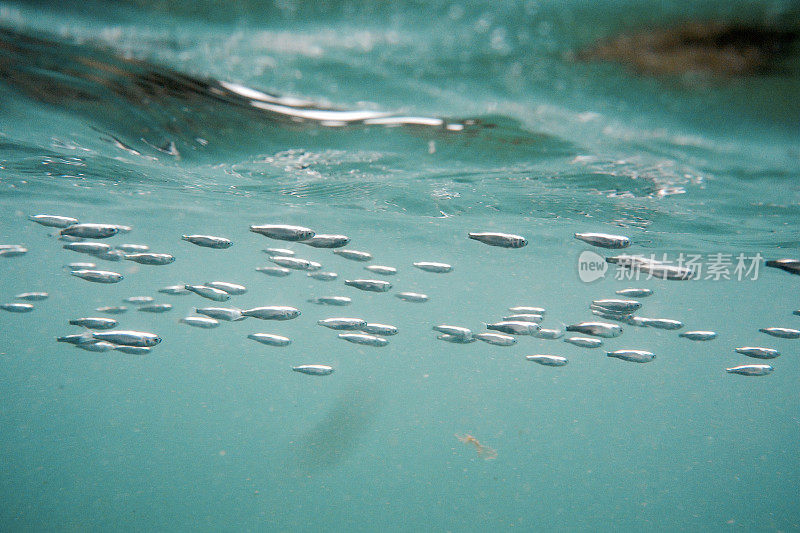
1, 1, 800, 531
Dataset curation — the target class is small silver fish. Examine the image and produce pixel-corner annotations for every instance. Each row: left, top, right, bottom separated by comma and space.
564, 336, 603, 348
205, 281, 247, 295
765, 259, 800, 276
468, 232, 527, 248
308, 271, 338, 281
60, 223, 120, 239
75, 341, 117, 352
250, 224, 315, 241
302, 234, 351, 248
412, 261, 452, 273
63, 242, 110, 255
474, 332, 516, 346
292, 364, 334, 376
338, 333, 388, 347
318, 317, 367, 330
615, 288, 653, 297
640, 318, 684, 330
1, 302, 34, 313
759, 327, 800, 339
70, 270, 123, 283
565, 322, 622, 338
124, 296, 154, 304
69, 317, 117, 329
196, 307, 245, 321
503, 314, 544, 323
180, 316, 220, 328
679, 331, 717, 341
264, 247, 295, 256
181, 234, 233, 249
486, 321, 540, 335
0, 246, 27, 257
116, 244, 150, 253
256, 266, 292, 277
623, 316, 650, 328
184, 285, 230, 301
508, 306, 546, 315
395, 292, 428, 302
92, 330, 161, 347
535, 328, 564, 340
65, 262, 96, 270
115, 345, 152, 355
726, 364, 773, 376
735, 347, 780, 359
242, 306, 300, 320
15, 292, 48, 301
433, 325, 472, 338
344, 279, 392, 292
308, 296, 352, 306
124, 253, 175, 265
591, 299, 642, 313
248, 333, 291, 347
575, 232, 630, 249
96, 306, 128, 314
268, 256, 312, 270
526, 355, 568, 366
138, 304, 173, 313
29, 214, 79, 228
361, 323, 398, 336
158, 285, 190, 295
437, 334, 477, 344
365, 265, 397, 275
607, 350, 655, 363
90, 249, 125, 262
333, 249, 373, 262
57, 332, 98, 345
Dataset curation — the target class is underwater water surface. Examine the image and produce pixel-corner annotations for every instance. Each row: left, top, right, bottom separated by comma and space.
1, 1, 799, 531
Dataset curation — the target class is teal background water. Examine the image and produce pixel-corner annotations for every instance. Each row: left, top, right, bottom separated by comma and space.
1, 1, 799, 531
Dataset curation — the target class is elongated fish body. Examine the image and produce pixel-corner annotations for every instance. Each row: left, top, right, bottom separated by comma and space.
486, 321, 540, 335
264, 248, 295, 256
735, 347, 780, 359
93, 330, 160, 347
257, 266, 292, 277
591, 299, 641, 314
250, 224, 315, 241
591, 308, 633, 322
616, 288, 653, 297
196, 307, 245, 321
92, 249, 125, 262
535, 328, 564, 340
64, 241, 110, 255
60, 223, 119, 239
623, 316, 650, 328
302, 234, 351, 248
338, 333, 388, 347
503, 314, 544, 323
433, 325, 472, 339
116, 244, 149, 253
566, 322, 622, 338
468, 232, 527, 248
0, 246, 27, 257
58, 332, 98, 345
564, 336, 603, 348
96, 306, 128, 314
181, 234, 232, 249
248, 333, 291, 346
318, 317, 367, 330
69, 317, 117, 329
71, 269, 123, 283
509, 306, 546, 315
413, 261, 452, 273
395, 292, 428, 302
138, 304, 173, 313
640, 318, 684, 330
15, 292, 48, 301
115, 345, 152, 355
438, 334, 477, 343
575, 232, 630, 249
365, 265, 397, 275
765, 259, 800, 276
269, 255, 312, 270
29, 214, 78, 228
606, 255, 694, 280
726, 364, 773, 376
124, 296, 154, 305
474, 332, 516, 346
344, 279, 392, 292
361, 323, 398, 336
159, 285, 190, 295
334, 249, 373, 262
293, 364, 334, 376
607, 350, 655, 363
308, 271, 338, 281
759, 327, 800, 339
526, 355, 568, 366
75, 341, 117, 352
205, 281, 247, 295
1, 303, 34, 313
679, 331, 717, 341
185, 285, 230, 301
65, 262, 96, 270
242, 306, 300, 320
180, 316, 220, 328
124, 253, 175, 265
308, 296, 351, 306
